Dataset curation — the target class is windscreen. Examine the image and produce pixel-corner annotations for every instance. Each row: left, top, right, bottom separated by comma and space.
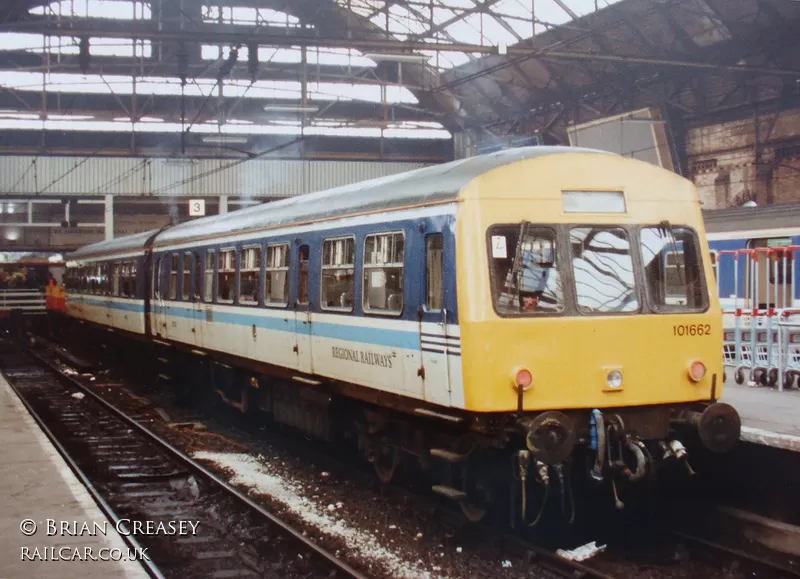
640, 226, 707, 311
488, 223, 708, 315
570, 227, 639, 314
488, 224, 565, 315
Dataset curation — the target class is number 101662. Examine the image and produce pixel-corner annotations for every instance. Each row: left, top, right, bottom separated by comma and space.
673, 324, 711, 337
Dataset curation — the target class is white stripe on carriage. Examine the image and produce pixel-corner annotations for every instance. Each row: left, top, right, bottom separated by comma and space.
68, 297, 462, 337
153, 300, 461, 336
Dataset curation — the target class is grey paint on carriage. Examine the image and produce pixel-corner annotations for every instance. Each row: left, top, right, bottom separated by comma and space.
703, 203, 800, 234
68, 146, 611, 260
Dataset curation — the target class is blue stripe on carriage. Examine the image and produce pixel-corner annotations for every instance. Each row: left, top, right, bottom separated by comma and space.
70, 297, 454, 352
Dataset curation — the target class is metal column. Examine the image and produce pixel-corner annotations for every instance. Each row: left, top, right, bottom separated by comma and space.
104, 195, 114, 241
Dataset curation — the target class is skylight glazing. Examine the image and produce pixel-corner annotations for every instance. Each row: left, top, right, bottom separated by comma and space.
0, 72, 419, 104
0, 33, 152, 58
201, 5, 307, 28
337, 0, 618, 69
0, 116, 450, 139
201, 45, 376, 68
30, 0, 151, 20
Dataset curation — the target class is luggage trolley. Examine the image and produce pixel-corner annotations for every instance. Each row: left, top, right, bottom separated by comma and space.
716, 248, 758, 385
720, 247, 785, 387
724, 245, 799, 389
773, 245, 800, 391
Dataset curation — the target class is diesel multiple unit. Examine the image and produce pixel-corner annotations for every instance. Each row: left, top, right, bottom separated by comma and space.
52, 147, 741, 523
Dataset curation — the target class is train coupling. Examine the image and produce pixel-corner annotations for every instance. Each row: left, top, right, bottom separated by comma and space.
674, 402, 742, 453
517, 411, 576, 465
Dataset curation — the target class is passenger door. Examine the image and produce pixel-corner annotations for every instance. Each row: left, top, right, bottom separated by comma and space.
419, 230, 452, 406
293, 244, 313, 374
105, 263, 115, 328
153, 257, 168, 339
191, 250, 205, 347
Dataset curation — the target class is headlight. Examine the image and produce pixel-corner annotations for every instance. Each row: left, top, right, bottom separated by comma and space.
606, 370, 623, 389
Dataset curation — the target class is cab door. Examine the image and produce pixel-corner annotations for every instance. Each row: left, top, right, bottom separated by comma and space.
419, 230, 452, 406
293, 244, 313, 374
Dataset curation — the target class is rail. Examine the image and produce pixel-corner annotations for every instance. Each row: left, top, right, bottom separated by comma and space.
3, 340, 369, 579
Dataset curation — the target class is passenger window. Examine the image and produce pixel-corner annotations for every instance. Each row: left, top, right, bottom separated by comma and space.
321, 237, 355, 311
297, 245, 309, 305
124, 261, 135, 297
489, 225, 564, 315
363, 232, 404, 315
113, 263, 121, 296
100, 264, 109, 295
153, 259, 160, 298
193, 252, 202, 301
217, 249, 235, 303
572, 227, 638, 313
122, 262, 131, 297
240, 246, 261, 305
641, 227, 706, 311
426, 234, 443, 312
265, 243, 289, 307
204, 251, 215, 302
168, 254, 178, 300
119, 262, 126, 297
182, 253, 191, 300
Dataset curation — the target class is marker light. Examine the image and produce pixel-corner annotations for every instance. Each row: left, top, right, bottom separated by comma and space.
688, 360, 706, 382
606, 370, 623, 389
514, 368, 533, 391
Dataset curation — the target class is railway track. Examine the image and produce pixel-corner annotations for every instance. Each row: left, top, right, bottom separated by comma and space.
666, 526, 800, 578
0, 337, 368, 579
19, 331, 800, 579
18, 332, 621, 579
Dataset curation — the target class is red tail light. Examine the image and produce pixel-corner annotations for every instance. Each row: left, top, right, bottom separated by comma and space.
515, 368, 533, 390
688, 360, 706, 382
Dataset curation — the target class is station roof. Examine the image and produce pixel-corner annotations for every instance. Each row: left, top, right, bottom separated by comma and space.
0, 0, 798, 160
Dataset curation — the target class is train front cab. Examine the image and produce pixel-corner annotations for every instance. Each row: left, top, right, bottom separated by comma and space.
455, 152, 741, 492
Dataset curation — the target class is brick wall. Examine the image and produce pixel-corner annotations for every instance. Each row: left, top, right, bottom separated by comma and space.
687, 107, 800, 209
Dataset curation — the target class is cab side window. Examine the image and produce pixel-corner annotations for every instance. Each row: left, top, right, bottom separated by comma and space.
426, 234, 443, 312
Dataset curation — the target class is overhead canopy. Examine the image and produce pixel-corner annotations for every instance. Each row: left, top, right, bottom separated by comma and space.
0, 0, 798, 160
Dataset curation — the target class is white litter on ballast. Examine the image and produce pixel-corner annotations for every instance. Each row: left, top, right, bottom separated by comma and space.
556, 541, 607, 562
193, 451, 439, 579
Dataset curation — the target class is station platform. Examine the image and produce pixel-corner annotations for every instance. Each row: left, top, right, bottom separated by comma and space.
721, 378, 800, 453
0, 373, 150, 579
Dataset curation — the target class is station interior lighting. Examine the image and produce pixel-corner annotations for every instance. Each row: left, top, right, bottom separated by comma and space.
362, 53, 429, 64
263, 105, 319, 113
201, 135, 248, 144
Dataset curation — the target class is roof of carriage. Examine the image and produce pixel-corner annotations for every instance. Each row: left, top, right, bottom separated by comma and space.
702, 203, 800, 234
68, 145, 610, 260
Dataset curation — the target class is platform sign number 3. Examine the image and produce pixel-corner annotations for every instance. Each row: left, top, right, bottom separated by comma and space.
189, 199, 206, 217
491, 235, 507, 259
